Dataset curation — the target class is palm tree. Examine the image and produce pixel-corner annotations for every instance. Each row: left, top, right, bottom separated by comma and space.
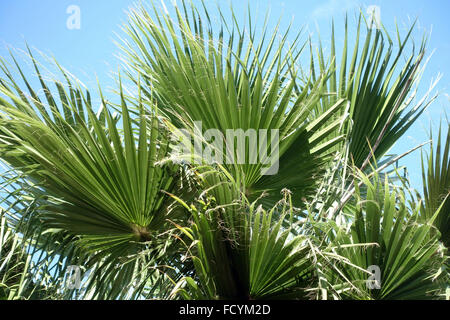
0, 0, 447, 300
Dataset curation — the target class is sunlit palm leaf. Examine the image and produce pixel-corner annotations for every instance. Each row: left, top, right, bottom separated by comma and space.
314, 15, 437, 169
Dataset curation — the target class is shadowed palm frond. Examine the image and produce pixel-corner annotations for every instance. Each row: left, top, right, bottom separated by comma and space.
326, 171, 447, 299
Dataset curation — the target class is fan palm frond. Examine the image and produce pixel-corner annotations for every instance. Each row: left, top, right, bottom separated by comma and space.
326, 171, 446, 299
0, 51, 189, 299
120, 1, 346, 209
314, 15, 438, 169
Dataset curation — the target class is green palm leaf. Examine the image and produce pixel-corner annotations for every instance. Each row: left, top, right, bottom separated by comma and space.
314, 15, 437, 169
120, 1, 346, 209
327, 171, 446, 299
0, 52, 188, 298
169, 192, 318, 300
420, 121, 450, 247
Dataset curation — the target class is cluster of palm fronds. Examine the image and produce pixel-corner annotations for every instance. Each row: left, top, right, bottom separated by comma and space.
0, 1, 448, 300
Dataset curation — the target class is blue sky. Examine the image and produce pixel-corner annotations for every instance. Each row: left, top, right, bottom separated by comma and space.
0, 0, 449, 192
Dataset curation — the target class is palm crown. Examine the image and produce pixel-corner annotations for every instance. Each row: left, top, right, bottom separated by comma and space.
0, 1, 448, 300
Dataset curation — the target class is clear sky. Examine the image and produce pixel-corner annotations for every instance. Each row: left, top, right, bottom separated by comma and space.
0, 0, 449, 192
